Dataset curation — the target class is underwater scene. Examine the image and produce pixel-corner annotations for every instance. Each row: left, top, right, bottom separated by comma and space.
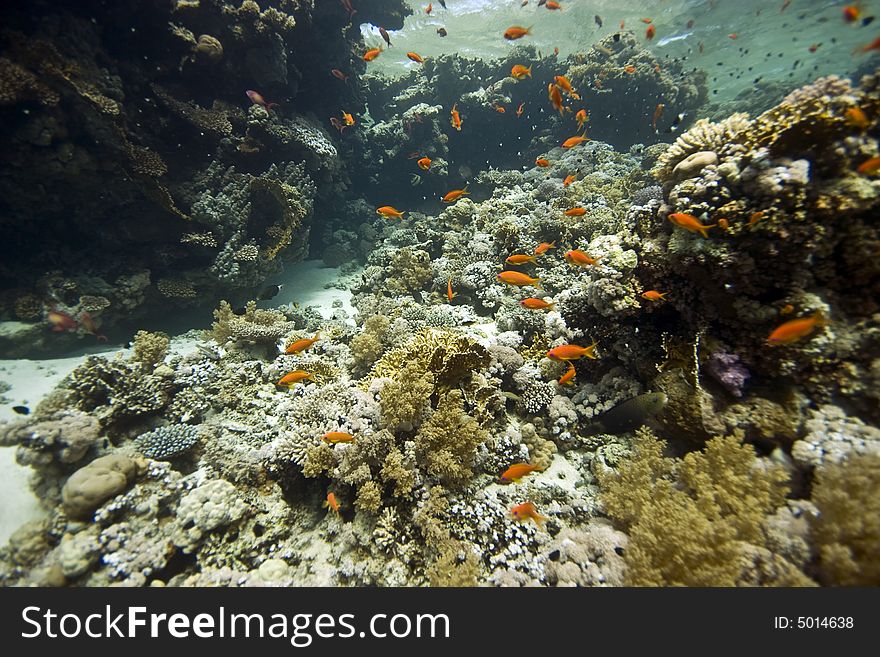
0, 0, 878, 588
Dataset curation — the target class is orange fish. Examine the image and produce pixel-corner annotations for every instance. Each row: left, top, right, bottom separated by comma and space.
322, 431, 355, 444
545, 1, 562, 9
363, 48, 382, 62
417, 156, 432, 170
553, 75, 579, 99
377, 205, 405, 219
450, 103, 462, 131
624, 65, 636, 74
857, 156, 880, 175
324, 491, 341, 516
843, 107, 871, 130
534, 241, 556, 255
563, 207, 587, 216
277, 370, 315, 387
641, 290, 668, 301
640, 17, 653, 24
330, 68, 348, 81
285, 332, 320, 354
558, 362, 576, 385
342, 111, 355, 126
447, 278, 457, 302
47, 309, 78, 333
494, 104, 506, 113
441, 186, 469, 203
575, 108, 588, 129
497, 271, 542, 288
857, 36, 880, 53
520, 297, 556, 310
766, 312, 825, 345
717, 217, 730, 230
547, 342, 598, 361
780, 304, 795, 316
561, 134, 588, 148
668, 212, 716, 238
506, 254, 538, 265
748, 211, 765, 225
500, 463, 543, 483
535, 157, 550, 167
426, 3, 433, 14
563, 174, 576, 187
504, 25, 533, 40
511, 501, 548, 526
564, 249, 600, 266
407, 51, 425, 64
728, 33, 738, 39
843, 5, 861, 22
620, 19, 625, 29
547, 83, 565, 115
652, 102, 665, 132
646, 24, 656, 39
516, 102, 525, 117
511, 64, 532, 79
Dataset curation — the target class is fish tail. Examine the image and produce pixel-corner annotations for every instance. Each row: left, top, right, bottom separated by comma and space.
534, 278, 543, 290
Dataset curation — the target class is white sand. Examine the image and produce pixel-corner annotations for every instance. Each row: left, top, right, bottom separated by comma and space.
0, 259, 354, 545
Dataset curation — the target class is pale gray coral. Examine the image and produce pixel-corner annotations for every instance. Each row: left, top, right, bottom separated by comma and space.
792, 405, 880, 468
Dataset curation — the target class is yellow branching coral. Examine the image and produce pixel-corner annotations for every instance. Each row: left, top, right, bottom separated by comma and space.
351, 314, 391, 372
379, 361, 435, 431
415, 390, 487, 487
811, 453, 880, 585
131, 330, 170, 370
598, 429, 810, 586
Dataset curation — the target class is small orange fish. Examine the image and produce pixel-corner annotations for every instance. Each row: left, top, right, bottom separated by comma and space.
545, 0, 562, 9
47, 309, 78, 332
553, 75, 579, 99
285, 332, 320, 354
846, 106, 870, 129
563, 174, 576, 187
748, 210, 765, 225
728, 33, 738, 39
857, 36, 880, 53
277, 370, 315, 387
640, 17, 653, 24
516, 102, 525, 117
857, 156, 880, 175
535, 157, 550, 167
506, 254, 538, 265
450, 103, 462, 131
564, 249, 600, 266
511, 64, 532, 79
447, 278, 457, 302
668, 212, 716, 238
363, 48, 382, 62
500, 463, 543, 483
620, 19, 625, 29
417, 156, 432, 170
494, 104, 506, 113
624, 65, 636, 74
575, 108, 588, 129
342, 111, 355, 126
511, 501, 548, 526
561, 134, 589, 148
652, 102, 665, 132
646, 24, 656, 39
780, 304, 795, 316
504, 25, 533, 40
809, 43, 822, 53
324, 491, 341, 516
717, 217, 730, 230
441, 186, 469, 203
547, 83, 565, 115
426, 3, 433, 14
377, 205, 405, 219
843, 6, 861, 22
534, 241, 556, 255
330, 68, 348, 81
547, 342, 598, 361
766, 312, 825, 345
558, 362, 576, 385
520, 297, 556, 310
407, 51, 425, 64
322, 431, 355, 444
563, 207, 587, 216
641, 290, 668, 301
497, 271, 542, 288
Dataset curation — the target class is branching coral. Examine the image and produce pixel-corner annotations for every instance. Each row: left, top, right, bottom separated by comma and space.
131, 330, 170, 370
597, 429, 811, 586
415, 390, 487, 487
208, 300, 296, 345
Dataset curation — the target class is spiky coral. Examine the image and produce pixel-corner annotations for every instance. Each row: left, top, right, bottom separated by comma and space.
597, 429, 812, 586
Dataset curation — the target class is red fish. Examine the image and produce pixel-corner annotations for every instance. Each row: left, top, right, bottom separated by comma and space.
246, 89, 278, 111
511, 502, 548, 526
500, 463, 543, 483
646, 24, 656, 39
330, 69, 348, 82
79, 311, 107, 342
47, 309, 77, 333
652, 102, 665, 132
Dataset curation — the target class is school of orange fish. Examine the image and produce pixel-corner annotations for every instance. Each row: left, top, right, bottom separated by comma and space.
274, 1, 876, 525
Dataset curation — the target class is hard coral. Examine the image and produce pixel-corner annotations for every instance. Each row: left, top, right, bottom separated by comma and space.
415, 390, 487, 487
208, 300, 296, 345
